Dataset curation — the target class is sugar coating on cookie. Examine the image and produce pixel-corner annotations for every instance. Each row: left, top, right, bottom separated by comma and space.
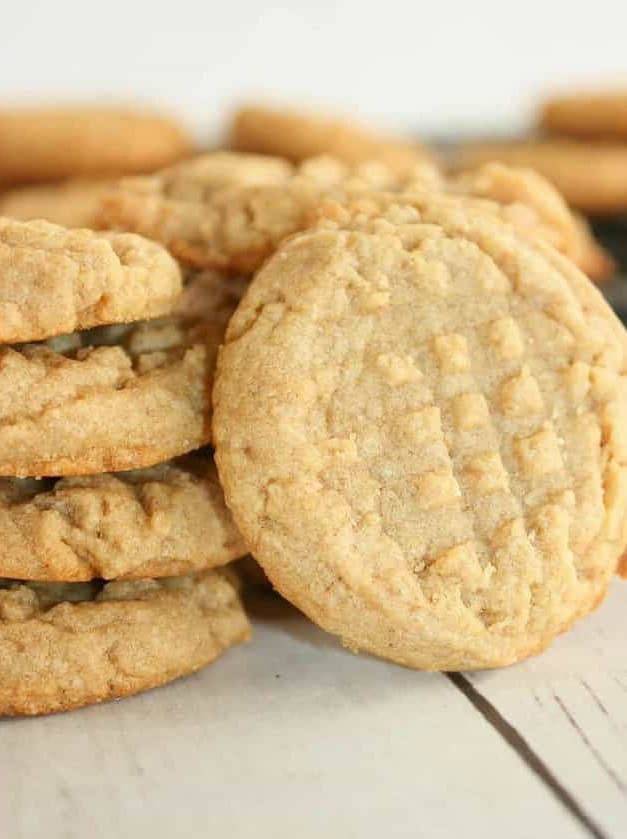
0, 449, 246, 581
214, 196, 627, 671
0, 270, 246, 477
0, 217, 183, 344
0, 107, 192, 184
0, 569, 250, 715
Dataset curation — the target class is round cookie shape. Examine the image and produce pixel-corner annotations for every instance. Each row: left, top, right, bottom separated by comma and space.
453, 140, 627, 214
214, 197, 627, 671
100, 152, 442, 271
0, 218, 182, 344
0, 180, 112, 229
229, 103, 431, 170
0, 270, 244, 477
0, 569, 250, 716
541, 91, 627, 140
0, 450, 246, 581
0, 106, 192, 184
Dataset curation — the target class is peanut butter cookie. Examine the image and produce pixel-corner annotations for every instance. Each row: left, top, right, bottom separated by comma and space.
0, 106, 192, 184
0, 271, 244, 476
102, 151, 605, 277
229, 103, 431, 170
0, 569, 250, 715
0, 449, 246, 581
0, 180, 112, 229
453, 140, 627, 214
541, 90, 627, 140
0, 217, 182, 344
214, 195, 627, 671
450, 163, 614, 281
99, 152, 440, 271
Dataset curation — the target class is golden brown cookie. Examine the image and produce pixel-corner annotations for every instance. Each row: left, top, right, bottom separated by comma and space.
230, 103, 431, 170
0, 218, 182, 344
102, 150, 609, 278
450, 163, 614, 281
0, 569, 250, 716
0, 271, 244, 477
540, 90, 627, 140
214, 195, 627, 671
0, 449, 246, 581
0, 107, 192, 185
0, 180, 112, 228
453, 139, 627, 214
99, 152, 441, 271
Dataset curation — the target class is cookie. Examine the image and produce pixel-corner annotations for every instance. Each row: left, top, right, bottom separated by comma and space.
0, 107, 192, 185
540, 90, 627, 140
229, 104, 431, 171
99, 152, 436, 271
0, 449, 246, 581
450, 163, 614, 281
453, 140, 627, 214
0, 270, 243, 477
0, 569, 250, 716
0, 217, 183, 344
214, 195, 627, 671
0, 180, 112, 229
102, 150, 610, 279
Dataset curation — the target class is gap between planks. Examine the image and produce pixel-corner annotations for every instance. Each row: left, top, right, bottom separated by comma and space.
447, 672, 608, 839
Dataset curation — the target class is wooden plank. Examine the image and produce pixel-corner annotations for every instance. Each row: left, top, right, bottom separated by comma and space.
467, 580, 627, 839
0, 594, 584, 839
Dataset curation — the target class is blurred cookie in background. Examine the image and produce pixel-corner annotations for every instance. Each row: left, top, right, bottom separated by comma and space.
452, 139, 627, 215
0, 180, 111, 228
541, 90, 627, 140
229, 102, 432, 171
0, 106, 193, 185
450, 162, 615, 281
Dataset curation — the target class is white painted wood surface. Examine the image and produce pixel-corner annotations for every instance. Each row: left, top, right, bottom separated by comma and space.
1, 581, 625, 839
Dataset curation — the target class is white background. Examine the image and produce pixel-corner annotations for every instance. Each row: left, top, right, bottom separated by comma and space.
2, 0, 626, 141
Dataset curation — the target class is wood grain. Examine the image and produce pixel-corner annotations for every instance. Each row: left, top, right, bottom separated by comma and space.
0, 593, 588, 839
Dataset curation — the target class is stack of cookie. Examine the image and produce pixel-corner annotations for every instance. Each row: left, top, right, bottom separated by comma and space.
98, 140, 627, 673
0, 218, 249, 716
2, 100, 626, 713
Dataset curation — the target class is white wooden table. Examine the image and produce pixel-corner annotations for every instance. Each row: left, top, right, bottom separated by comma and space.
1, 580, 625, 839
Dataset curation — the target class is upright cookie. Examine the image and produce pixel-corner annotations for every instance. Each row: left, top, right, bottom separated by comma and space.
230, 103, 431, 170
541, 90, 627, 140
453, 140, 627, 214
0, 450, 246, 581
0, 271, 244, 476
0, 180, 112, 229
214, 196, 627, 671
0, 107, 192, 184
0, 218, 182, 344
0, 569, 250, 715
